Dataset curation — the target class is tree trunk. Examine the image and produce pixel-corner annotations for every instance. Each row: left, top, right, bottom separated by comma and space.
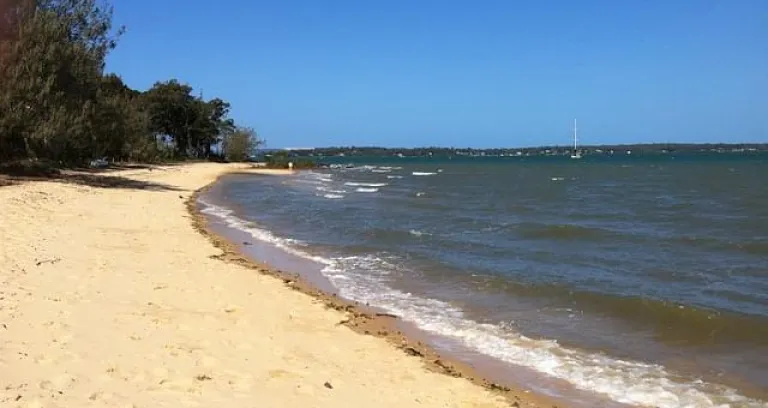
22, 134, 35, 159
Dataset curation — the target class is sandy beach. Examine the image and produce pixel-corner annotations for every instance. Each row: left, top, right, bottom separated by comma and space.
0, 163, 556, 408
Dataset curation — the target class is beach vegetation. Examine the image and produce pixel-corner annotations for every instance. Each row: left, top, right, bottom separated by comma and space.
0, 0, 247, 169
264, 151, 317, 169
221, 126, 261, 162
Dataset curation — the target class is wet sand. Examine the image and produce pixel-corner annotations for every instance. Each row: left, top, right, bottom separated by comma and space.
0, 163, 560, 408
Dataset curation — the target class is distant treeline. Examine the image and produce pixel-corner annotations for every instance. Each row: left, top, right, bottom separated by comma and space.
0, 0, 260, 169
291, 143, 768, 158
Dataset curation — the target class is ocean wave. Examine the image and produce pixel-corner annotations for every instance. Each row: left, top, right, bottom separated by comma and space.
387, 175, 404, 179
322, 194, 344, 199
198, 195, 768, 407
514, 223, 618, 241
478, 276, 768, 344
295, 179, 324, 186
308, 170, 332, 178
672, 235, 768, 256
413, 172, 437, 176
198, 197, 765, 408
319, 257, 763, 408
345, 182, 388, 187
356, 187, 379, 193
198, 199, 325, 265
316, 186, 347, 194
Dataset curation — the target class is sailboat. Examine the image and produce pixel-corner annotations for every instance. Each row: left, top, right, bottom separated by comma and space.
570, 119, 582, 159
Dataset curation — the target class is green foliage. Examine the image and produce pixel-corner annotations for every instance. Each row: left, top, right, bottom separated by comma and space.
134, 80, 237, 160
222, 126, 261, 162
0, 0, 122, 164
264, 151, 317, 169
0, 0, 245, 168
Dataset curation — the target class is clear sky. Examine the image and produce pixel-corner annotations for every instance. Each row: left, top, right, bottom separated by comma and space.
106, 0, 767, 149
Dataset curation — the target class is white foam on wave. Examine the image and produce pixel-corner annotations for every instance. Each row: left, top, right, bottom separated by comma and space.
198, 199, 321, 259
372, 169, 391, 173
387, 175, 404, 179
316, 186, 346, 193
409, 229, 431, 237
413, 172, 437, 176
198, 197, 766, 408
345, 182, 388, 187
306, 172, 333, 182
356, 187, 379, 193
319, 257, 765, 408
354, 165, 382, 173
322, 194, 344, 199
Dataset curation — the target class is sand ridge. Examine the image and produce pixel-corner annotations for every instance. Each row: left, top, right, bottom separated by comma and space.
0, 163, 548, 408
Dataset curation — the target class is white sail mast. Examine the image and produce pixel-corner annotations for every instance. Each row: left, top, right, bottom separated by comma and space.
570, 119, 582, 159
573, 118, 578, 152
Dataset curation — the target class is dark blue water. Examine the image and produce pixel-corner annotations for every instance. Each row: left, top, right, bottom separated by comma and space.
201, 154, 768, 408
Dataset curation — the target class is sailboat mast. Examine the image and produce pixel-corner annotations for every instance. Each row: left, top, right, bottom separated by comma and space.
573, 119, 578, 152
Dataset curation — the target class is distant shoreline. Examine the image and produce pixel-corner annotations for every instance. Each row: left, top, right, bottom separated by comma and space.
263, 143, 768, 159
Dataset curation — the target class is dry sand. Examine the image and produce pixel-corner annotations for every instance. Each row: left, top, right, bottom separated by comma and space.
0, 163, 555, 408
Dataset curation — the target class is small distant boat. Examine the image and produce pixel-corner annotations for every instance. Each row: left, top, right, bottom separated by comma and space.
571, 119, 582, 159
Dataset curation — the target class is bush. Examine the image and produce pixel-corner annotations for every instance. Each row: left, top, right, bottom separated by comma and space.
0, 159, 61, 177
222, 127, 261, 162
264, 151, 317, 169
0, 1, 242, 168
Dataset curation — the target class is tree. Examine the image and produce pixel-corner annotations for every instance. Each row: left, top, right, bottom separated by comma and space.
189, 97, 234, 158
143, 80, 197, 158
222, 126, 260, 162
0, 0, 242, 167
90, 74, 156, 161
143, 81, 236, 159
196, 97, 234, 157
0, 0, 123, 164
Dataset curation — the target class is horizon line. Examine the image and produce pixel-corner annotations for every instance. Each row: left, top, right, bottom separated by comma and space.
267, 141, 768, 151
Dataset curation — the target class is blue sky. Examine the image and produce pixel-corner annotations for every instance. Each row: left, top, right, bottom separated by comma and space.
106, 0, 767, 148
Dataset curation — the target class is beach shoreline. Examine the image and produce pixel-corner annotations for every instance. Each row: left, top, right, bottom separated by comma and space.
0, 162, 559, 408
190, 170, 577, 408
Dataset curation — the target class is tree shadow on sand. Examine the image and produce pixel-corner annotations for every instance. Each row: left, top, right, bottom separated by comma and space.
0, 161, 183, 192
